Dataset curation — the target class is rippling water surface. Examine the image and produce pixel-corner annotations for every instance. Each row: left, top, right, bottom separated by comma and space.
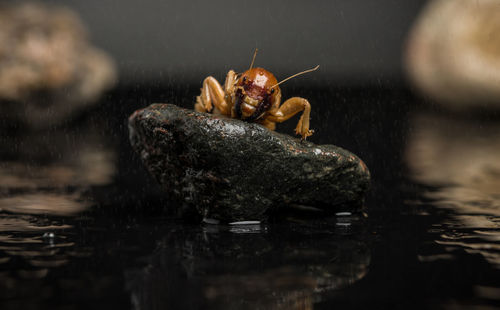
0, 86, 499, 309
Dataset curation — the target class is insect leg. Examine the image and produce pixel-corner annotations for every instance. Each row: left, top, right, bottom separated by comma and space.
195, 76, 231, 115
266, 97, 314, 139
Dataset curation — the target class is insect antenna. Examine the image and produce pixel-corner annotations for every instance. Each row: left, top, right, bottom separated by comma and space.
270, 65, 320, 88
249, 48, 258, 70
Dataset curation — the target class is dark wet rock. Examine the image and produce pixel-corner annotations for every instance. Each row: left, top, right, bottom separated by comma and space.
129, 104, 370, 222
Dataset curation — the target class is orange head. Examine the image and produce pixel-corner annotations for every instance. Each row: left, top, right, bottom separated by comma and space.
232, 49, 319, 121
233, 67, 279, 121
238, 67, 279, 100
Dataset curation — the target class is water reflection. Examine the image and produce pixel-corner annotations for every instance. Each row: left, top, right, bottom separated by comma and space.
0, 212, 78, 306
406, 112, 500, 268
125, 218, 370, 310
0, 193, 89, 216
0, 119, 116, 303
0, 119, 116, 214
0, 126, 115, 189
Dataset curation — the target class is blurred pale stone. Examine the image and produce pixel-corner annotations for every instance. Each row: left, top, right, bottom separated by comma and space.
405, 0, 500, 109
0, 3, 116, 128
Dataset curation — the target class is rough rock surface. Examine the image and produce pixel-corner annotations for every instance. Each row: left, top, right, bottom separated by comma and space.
129, 104, 370, 222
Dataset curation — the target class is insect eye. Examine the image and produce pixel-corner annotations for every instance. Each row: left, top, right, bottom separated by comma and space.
242, 76, 247, 82
270, 88, 275, 94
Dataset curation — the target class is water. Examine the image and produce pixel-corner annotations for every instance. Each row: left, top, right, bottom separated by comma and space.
1, 84, 499, 309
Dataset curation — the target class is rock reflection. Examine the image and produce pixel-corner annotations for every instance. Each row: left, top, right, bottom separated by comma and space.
0, 193, 89, 216
125, 219, 370, 310
406, 112, 500, 268
0, 118, 115, 302
0, 126, 115, 189
0, 119, 116, 217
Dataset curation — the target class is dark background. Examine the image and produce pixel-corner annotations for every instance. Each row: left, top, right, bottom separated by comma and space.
44, 0, 424, 86
3, 2, 500, 309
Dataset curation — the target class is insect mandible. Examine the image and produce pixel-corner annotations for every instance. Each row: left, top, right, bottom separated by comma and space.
195, 49, 319, 140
